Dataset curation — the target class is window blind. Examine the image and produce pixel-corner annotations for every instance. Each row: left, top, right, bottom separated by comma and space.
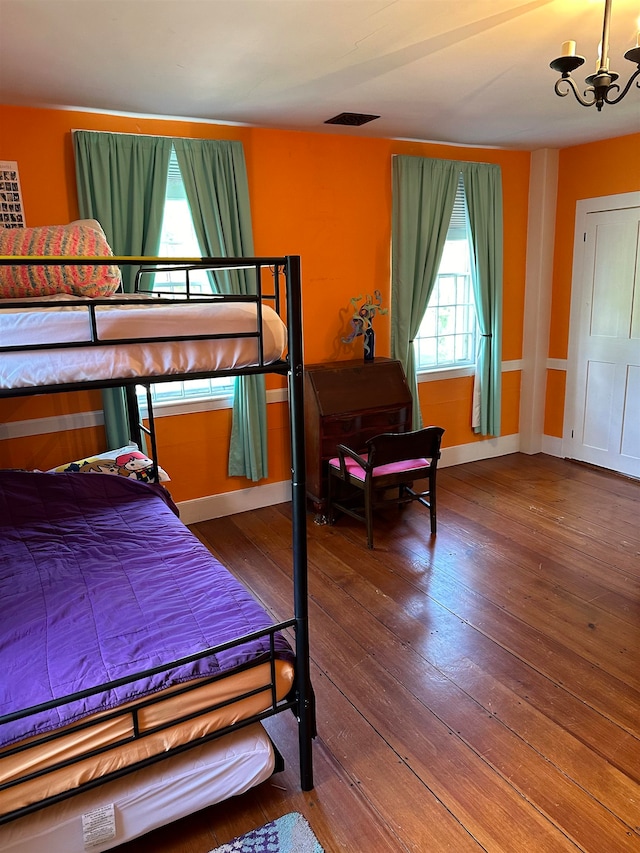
447, 174, 468, 240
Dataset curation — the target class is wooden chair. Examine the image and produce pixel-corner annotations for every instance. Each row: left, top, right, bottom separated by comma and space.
327, 426, 445, 549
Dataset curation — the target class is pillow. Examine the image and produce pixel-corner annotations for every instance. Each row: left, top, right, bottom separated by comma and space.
49, 445, 170, 484
0, 219, 122, 298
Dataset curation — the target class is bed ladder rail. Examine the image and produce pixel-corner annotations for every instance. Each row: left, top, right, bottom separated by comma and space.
125, 383, 160, 482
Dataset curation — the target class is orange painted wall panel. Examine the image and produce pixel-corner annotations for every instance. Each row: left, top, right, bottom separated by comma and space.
1, 103, 532, 500
418, 368, 520, 450
152, 401, 291, 504
544, 369, 567, 439
0, 389, 102, 422
417, 375, 487, 449
0, 423, 106, 471
501, 370, 521, 437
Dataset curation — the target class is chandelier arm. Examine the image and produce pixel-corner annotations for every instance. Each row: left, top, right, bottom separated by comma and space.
604, 67, 640, 104
554, 75, 597, 107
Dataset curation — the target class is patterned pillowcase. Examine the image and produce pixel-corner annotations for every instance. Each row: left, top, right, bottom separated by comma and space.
49, 445, 170, 484
0, 219, 122, 298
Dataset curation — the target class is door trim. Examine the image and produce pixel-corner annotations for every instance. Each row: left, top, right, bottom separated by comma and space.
562, 190, 640, 462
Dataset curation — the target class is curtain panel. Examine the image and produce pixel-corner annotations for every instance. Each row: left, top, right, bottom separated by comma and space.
74, 130, 172, 448
391, 154, 503, 436
462, 163, 503, 437
173, 138, 268, 481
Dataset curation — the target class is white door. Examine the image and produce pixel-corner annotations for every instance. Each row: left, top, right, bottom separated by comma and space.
563, 195, 640, 479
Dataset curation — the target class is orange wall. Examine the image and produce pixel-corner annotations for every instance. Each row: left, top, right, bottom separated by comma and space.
544, 132, 640, 438
0, 104, 531, 500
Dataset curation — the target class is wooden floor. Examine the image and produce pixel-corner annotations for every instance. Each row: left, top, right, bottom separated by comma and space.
120, 453, 640, 853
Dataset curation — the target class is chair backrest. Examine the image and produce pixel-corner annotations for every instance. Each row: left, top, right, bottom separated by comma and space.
365, 426, 445, 469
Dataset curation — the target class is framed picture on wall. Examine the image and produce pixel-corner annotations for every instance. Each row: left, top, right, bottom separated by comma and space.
0, 160, 25, 228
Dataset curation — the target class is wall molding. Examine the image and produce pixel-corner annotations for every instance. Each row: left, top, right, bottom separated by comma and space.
0, 410, 104, 440
417, 359, 522, 384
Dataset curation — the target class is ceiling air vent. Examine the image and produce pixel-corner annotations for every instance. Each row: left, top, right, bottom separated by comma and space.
324, 112, 380, 126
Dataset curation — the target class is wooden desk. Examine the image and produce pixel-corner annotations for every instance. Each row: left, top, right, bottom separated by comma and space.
304, 358, 412, 518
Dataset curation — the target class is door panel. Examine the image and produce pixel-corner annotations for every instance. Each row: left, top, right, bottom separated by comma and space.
621, 365, 640, 460
590, 221, 636, 338
582, 360, 615, 451
565, 202, 640, 478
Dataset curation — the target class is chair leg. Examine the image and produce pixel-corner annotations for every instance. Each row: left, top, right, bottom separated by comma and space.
429, 472, 437, 535
364, 481, 374, 549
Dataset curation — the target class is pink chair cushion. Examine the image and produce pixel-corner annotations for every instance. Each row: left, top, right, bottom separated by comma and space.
329, 454, 430, 482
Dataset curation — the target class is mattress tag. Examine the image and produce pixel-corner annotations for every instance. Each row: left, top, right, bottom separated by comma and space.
82, 803, 117, 849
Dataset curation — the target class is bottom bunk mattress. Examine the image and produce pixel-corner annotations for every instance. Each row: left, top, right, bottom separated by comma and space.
0, 722, 276, 853
0, 471, 295, 820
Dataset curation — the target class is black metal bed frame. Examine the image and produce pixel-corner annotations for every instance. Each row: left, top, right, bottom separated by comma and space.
0, 254, 315, 825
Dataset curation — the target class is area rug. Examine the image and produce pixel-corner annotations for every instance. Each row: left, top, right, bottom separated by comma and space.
209, 811, 324, 853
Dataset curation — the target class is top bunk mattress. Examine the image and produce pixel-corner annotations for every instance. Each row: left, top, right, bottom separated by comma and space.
0, 294, 288, 391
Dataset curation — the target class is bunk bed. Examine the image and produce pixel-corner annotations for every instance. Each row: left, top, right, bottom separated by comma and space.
0, 252, 314, 851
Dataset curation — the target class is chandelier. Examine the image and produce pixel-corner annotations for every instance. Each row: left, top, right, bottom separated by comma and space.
550, 0, 640, 110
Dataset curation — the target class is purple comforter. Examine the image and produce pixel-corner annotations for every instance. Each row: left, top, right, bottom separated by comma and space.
0, 471, 294, 748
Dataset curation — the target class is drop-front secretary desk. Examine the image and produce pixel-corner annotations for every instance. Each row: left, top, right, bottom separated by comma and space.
303, 357, 413, 520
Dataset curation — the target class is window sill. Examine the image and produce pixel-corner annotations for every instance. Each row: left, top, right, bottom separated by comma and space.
139, 395, 233, 418
417, 365, 475, 383
138, 386, 288, 419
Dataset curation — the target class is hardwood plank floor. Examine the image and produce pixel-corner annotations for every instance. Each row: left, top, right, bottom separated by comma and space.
120, 454, 640, 853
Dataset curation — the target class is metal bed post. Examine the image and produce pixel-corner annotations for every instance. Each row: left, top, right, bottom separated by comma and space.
125, 385, 143, 448
285, 255, 315, 791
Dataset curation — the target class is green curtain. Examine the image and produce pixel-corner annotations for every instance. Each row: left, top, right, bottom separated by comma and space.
461, 163, 503, 436
173, 138, 268, 481
391, 155, 503, 437
74, 130, 172, 448
391, 155, 459, 428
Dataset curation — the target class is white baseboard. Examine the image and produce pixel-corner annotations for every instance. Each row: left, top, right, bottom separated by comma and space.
541, 434, 563, 458
439, 433, 520, 468
177, 479, 292, 525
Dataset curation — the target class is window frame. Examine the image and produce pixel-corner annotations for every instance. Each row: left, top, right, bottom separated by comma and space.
413, 176, 478, 377
138, 147, 235, 413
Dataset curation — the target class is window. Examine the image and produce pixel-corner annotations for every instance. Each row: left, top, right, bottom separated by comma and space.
139, 149, 234, 409
414, 177, 477, 372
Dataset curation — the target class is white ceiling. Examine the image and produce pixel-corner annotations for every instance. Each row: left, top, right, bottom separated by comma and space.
1, 0, 639, 150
